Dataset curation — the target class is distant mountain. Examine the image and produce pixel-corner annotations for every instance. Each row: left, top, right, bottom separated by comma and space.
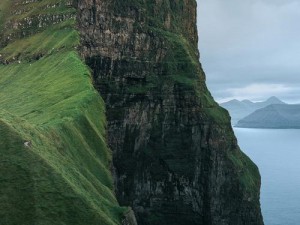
255, 96, 286, 108
236, 104, 300, 128
220, 96, 286, 125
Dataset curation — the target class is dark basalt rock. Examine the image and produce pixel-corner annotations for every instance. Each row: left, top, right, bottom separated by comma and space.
76, 0, 264, 225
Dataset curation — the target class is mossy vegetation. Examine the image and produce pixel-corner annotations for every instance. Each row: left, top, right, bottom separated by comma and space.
228, 148, 261, 197
0, 0, 10, 20
0, 20, 78, 61
0, 1, 125, 224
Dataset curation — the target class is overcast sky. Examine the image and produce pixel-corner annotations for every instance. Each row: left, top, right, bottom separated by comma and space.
197, 0, 300, 103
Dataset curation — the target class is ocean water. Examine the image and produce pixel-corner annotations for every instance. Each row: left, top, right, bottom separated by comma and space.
234, 128, 300, 225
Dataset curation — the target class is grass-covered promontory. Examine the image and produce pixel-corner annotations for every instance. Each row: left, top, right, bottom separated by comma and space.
0, 1, 126, 224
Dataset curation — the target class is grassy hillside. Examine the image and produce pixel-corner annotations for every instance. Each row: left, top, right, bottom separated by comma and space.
0, 1, 125, 224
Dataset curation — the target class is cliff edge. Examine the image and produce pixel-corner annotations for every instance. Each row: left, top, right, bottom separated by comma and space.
0, 0, 126, 224
0, 0, 264, 225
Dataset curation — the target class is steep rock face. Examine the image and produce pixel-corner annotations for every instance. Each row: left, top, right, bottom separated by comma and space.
76, 0, 264, 225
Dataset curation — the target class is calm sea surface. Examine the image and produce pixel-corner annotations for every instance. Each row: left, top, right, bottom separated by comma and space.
234, 128, 300, 225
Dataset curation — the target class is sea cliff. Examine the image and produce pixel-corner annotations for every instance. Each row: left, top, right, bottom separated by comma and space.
0, 1, 263, 224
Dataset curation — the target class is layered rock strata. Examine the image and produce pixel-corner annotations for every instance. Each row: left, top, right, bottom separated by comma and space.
76, 1, 264, 225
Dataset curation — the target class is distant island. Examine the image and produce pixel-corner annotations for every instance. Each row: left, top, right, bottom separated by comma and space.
220, 96, 286, 125
236, 104, 300, 129
221, 96, 300, 129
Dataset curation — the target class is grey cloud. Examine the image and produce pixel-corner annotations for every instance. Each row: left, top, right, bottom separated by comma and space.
196, 0, 300, 103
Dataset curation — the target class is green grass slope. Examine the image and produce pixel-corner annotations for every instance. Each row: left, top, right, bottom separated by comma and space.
0, 1, 125, 224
